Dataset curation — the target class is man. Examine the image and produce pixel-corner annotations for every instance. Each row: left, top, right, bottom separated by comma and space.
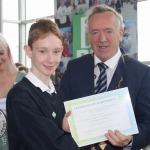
60, 4, 150, 150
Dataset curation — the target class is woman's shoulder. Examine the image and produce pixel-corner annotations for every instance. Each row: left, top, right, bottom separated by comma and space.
15, 71, 26, 83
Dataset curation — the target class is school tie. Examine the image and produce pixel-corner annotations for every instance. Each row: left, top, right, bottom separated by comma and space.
95, 62, 108, 94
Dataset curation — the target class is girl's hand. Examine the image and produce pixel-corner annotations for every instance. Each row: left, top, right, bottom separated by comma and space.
62, 111, 71, 132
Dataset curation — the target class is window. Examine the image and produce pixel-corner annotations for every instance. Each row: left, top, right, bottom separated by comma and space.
3, 0, 18, 20
138, 0, 150, 62
25, 23, 34, 68
26, 0, 54, 20
1, 0, 150, 66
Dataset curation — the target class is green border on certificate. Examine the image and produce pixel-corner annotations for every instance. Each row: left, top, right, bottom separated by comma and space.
64, 87, 138, 147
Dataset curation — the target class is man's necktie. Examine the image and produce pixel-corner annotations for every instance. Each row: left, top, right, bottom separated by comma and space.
95, 62, 108, 94
94, 62, 108, 150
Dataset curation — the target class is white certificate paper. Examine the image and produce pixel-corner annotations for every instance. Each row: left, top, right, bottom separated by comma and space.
64, 87, 138, 147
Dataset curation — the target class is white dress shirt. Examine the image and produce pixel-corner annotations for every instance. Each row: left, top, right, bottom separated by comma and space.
94, 49, 121, 88
25, 72, 56, 95
94, 49, 132, 149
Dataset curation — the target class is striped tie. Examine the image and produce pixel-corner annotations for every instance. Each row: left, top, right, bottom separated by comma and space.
95, 62, 108, 94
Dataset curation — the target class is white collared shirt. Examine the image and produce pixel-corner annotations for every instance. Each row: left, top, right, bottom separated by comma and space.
94, 50, 132, 149
25, 72, 56, 95
94, 49, 121, 88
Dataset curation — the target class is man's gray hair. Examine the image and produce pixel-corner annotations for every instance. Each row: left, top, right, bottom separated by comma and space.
85, 4, 125, 32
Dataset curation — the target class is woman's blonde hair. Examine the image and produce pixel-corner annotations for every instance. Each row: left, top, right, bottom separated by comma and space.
0, 33, 17, 74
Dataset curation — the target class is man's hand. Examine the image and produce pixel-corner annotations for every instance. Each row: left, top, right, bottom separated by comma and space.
105, 130, 132, 147
62, 111, 71, 133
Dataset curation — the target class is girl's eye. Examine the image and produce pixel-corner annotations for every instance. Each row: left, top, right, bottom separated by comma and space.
40, 50, 46, 54
54, 50, 60, 54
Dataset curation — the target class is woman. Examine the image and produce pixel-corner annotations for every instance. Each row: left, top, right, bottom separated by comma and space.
67, 0, 76, 25
75, 0, 88, 14
0, 33, 25, 149
56, 0, 68, 24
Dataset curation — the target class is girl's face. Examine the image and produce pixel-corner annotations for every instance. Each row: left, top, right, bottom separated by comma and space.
79, 0, 83, 3
70, 0, 74, 5
25, 34, 63, 81
60, 0, 65, 6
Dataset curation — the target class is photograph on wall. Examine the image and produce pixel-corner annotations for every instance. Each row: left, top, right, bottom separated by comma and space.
55, 57, 73, 87
120, 18, 137, 58
60, 26, 73, 57
54, 0, 90, 28
74, 0, 89, 14
55, 0, 71, 28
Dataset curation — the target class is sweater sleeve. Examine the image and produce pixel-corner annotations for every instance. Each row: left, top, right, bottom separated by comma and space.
6, 85, 80, 150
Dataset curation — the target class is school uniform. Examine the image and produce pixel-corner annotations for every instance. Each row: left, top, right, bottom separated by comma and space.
6, 72, 80, 150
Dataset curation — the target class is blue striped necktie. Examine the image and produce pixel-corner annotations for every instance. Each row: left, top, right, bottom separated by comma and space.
95, 62, 108, 94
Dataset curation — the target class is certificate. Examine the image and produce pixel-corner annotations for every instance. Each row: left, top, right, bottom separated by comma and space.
64, 87, 138, 147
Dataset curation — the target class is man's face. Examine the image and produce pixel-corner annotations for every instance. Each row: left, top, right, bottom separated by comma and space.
26, 34, 63, 81
88, 12, 124, 62
60, 0, 65, 5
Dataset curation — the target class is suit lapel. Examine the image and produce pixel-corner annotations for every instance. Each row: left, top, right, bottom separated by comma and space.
83, 54, 95, 96
107, 55, 127, 91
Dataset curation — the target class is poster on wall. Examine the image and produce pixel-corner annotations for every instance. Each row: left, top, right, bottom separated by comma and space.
55, 0, 90, 28
54, 0, 91, 87
54, 0, 137, 86
55, 26, 73, 87
55, 57, 73, 87
73, 0, 137, 59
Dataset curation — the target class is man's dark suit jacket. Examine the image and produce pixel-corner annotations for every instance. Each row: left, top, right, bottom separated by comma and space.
60, 53, 150, 150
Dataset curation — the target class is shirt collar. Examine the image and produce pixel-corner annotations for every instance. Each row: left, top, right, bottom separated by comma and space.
25, 72, 56, 94
94, 48, 121, 70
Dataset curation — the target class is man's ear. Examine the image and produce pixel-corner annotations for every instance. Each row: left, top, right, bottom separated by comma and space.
87, 33, 91, 45
119, 29, 124, 42
24, 45, 32, 58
